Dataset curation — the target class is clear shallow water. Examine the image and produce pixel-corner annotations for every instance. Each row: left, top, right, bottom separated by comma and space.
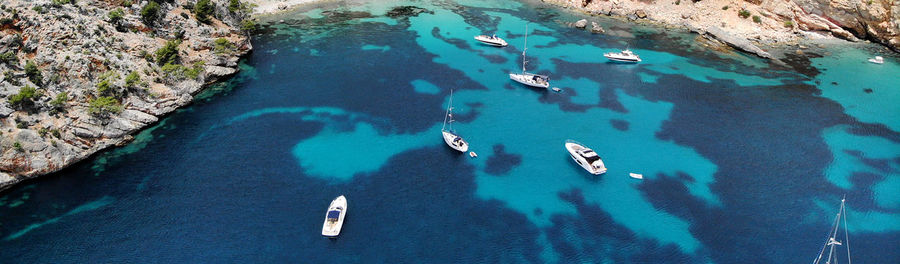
1, 0, 898, 262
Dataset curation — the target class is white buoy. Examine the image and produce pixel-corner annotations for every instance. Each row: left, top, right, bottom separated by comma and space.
629, 173, 643, 179
469, 151, 477, 158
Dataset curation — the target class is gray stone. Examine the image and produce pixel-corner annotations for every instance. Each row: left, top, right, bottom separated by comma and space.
574, 19, 588, 28
590, 22, 605, 33
704, 26, 774, 59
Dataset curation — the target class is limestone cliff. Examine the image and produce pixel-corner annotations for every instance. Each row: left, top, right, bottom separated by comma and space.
545, 0, 900, 54
0, 0, 256, 191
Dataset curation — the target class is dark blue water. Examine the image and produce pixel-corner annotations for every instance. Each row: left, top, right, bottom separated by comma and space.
2, 0, 898, 262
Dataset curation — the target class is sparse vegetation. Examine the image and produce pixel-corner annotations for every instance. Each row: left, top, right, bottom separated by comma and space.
8, 85, 38, 110
49, 92, 68, 108
240, 19, 258, 32
229, 0, 242, 13
161, 61, 205, 81
24, 60, 42, 86
784, 20, 794, 28
13, 141, 23, 152
722, 6, 729, 10
739, 9, 751, 19
213, 38, 234, 54
88, 96, 123, 117
0, 52, 17, 65
752, 15, 761, 23
141, 1, 160, 25
155, 40, 181, 66
125, 71, 140, 87
4, 71, 20, 86
122, 0, 132, 7
108, 8, 124, 25
194, 0, 214, 24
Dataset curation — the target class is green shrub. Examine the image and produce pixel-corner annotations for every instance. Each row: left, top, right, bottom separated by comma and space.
194, 0, 214, 24
229, 0, 241, 13
186, 61, 205, 79
50, 91, 67, 108
240, 19, 258, 32
125, 71, 140, 87
51, 129, 61, 138
24, 60, 41, 86
141, 1, 160, 25
108, 8, 124, 25
738, 9, 751, 19
96, 78, 113, 95
88, 96, 123, 116
13, 141, 23, 152
213, 38, 233, 54
122, 0, 132, 7
0, 52, 16, 65
0, 18, 13, 26
8, 85, 38, 109
33, 6, 43, 13
3, 71, 19, 85
752, 15, 761, 23
722, 6, 729, 10
674, 0, 680, 5
38, 127, 49, 137
783, 20, 793, 27
155, 39, 181, 66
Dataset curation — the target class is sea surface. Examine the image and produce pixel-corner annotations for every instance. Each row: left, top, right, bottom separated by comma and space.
2, 0, 898, 262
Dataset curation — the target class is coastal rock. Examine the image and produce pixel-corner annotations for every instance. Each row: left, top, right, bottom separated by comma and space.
590, 22, 605, 33
635, 10, 647, 19
704, 26, 774, 59
0, 0, 253, 191
574, 19, 588, 28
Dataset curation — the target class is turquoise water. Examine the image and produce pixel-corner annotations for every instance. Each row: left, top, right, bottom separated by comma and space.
0, 0, 898, 262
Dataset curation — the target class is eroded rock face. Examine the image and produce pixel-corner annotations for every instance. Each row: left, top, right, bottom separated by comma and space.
793, 0, 899, 50
0, 0, 254, 191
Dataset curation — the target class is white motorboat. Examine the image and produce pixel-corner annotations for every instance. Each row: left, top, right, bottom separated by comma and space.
812, 196, 852, 264
509, 24, 550, 89
474, 34, 508, 47
441, 90, 469, 153
604, 49, 642, 63
629, 173, 643, 179
322, 195, 347, 237
564, 140, 607, 175
868, 56, 884, 64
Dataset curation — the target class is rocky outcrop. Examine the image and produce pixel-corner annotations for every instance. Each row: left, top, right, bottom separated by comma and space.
0, 0, 255, 191
543, 0, 900, 56
704, 26, 774, 59
574, 19, 588, 28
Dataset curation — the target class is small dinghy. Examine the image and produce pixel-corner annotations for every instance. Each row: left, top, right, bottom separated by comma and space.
474, 34, 508, 47
322, 195, 347, 237
629, 173, 643, 179
552, 87, 561, 92
868, 56, 884, 64
469, 151, 478, 158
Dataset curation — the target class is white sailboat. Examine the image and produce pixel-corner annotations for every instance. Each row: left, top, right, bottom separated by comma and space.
322, 195, 347, 237
442, 90, 469, 153
812, 196, 852, 264
509, 24, 550, 89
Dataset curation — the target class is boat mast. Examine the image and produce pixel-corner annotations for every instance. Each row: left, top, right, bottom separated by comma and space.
522, 23, 528, 73
442, 90, 454, 132
813, 196, 850, 264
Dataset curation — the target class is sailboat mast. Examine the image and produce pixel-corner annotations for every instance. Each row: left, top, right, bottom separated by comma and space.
442, 90, 454, 132
841, 197, 851, 264
814, 197, 850, 264
522, 23, 527, 73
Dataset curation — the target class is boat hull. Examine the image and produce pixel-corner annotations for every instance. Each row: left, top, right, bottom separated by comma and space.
509, 73, 550, 89
474, 36, 508, 47
322, 195, 347, 237
442, 130, 469, 152
565, 141, 607, 175
604, 55, 641, 63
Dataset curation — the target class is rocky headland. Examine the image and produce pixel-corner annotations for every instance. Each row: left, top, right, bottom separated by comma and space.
545, 0, 900, 57
0, 0, 257, 191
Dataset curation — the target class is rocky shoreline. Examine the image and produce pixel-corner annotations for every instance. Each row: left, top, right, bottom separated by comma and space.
544, 0, 899, 58
0, 0, 257, 191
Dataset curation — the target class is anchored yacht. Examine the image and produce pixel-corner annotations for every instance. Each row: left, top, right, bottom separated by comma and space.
565, 140, 607, 175
604, 49, 642, 63
509, 23, 550, 89
442, 90, 469, 152
322, 195, 347, 237
474, 34, 508, 47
